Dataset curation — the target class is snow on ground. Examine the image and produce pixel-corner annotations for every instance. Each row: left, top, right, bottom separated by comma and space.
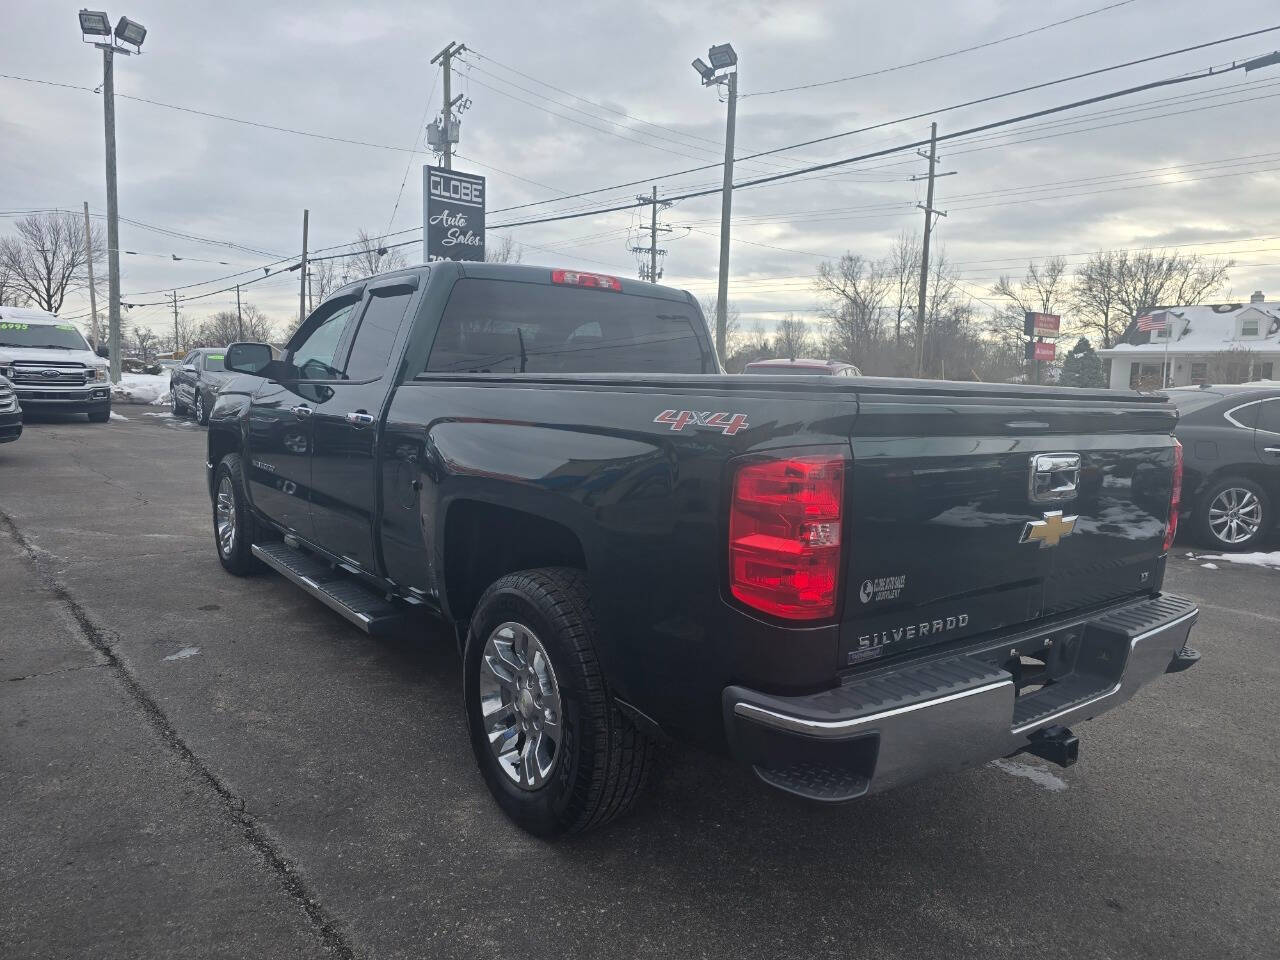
1197, 552, 1280, 570
112, 373, 170, 405
108, 411, 128, 421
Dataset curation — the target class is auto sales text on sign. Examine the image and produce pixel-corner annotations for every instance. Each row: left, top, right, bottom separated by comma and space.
423, 166, 485, 263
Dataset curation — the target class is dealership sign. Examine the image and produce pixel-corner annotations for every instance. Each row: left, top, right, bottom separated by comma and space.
1024, 312, 1061, 338
423, 166, 485, 263
1025, 340, 1057, 362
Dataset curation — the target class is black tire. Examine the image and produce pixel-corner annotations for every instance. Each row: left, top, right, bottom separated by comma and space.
463, 568, 656, 837
1194, 475, 1271, 551
87, 408, 111, 423
171, 383, 186, 416
194, 390, 209, 426
213, 453, 263, 575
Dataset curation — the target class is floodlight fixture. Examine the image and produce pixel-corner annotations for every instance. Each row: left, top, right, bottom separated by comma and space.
691, 57, 714, 81
114, 15, 146, 49
78, 9, 112, 36
707, 43, 737, 70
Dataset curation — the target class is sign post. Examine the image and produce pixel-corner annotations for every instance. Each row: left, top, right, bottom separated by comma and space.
1024, 312, 1061, 384
423, 165, 485, 263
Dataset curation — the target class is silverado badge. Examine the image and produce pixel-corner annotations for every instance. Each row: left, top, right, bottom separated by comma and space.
1020, 510, 1078, 549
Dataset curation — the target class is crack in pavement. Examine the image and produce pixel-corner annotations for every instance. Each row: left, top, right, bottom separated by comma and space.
0, 508, 357, 960
5, 661, 108, 682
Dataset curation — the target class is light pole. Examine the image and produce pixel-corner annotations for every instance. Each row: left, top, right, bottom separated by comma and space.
78, 9, 147, 385
693, 43, 738, 363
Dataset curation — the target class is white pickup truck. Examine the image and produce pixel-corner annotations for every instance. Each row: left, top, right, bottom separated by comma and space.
0, 307, 112, 422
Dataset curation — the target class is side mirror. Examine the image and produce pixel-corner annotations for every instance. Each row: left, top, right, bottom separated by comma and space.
182, 364, 197, 372
225, 341, 273, 375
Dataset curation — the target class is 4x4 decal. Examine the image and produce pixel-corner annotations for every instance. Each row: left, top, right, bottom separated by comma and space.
654, 409, 750, 436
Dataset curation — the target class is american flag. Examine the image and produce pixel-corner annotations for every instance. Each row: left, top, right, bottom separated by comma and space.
1137, 311, 1169, 332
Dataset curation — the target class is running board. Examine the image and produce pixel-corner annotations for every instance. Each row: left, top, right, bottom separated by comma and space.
251, 542, 404, 636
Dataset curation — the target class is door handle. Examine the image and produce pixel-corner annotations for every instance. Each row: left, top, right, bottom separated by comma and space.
291, 404, 312, 419
345, 411, 375, 428
1264, 446, 1280, 455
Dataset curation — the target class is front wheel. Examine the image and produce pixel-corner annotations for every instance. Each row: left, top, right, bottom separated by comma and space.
463, 568, 656, 837
213, 453, 263, 575
1195, 476, 1271, 551
87, 407, 111, 423
171, 384, 186, 416
194, 390, 209, 425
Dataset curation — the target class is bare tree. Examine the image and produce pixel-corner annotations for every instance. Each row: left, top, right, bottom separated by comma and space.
1072, 251, 1125, 349
0, 259, 22, 306
990, 257, 1070, 350
1074, 249, 1232, 347
886, 230, 920, 350
484, 234, 522, 263
0, 212, 104, 314
309, 258, 344, 303
816, 253, 890, 366
345, 230, 408, 280
195, 304, 275, 346
774, 314, 815, 359
701, 296, 741, 347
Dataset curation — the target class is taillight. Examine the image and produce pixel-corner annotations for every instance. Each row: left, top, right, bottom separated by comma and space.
1163, 438, 1183, 552
551, 269, 622, 291
729, 455, 845, 620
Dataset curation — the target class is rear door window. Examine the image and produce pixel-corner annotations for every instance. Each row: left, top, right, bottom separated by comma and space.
422, 279, 712, 375
344, 289, 415, 381
1256, 397, 1280, 435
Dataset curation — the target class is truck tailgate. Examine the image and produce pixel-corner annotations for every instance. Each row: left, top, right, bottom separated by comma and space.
841, 387, 1177, 668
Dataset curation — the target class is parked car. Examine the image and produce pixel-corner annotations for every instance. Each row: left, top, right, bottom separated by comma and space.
170, 348, 232, 424
0, 306, 112, 422
205, 262, 1198, 837
743, 357, 862, 376
1166, 382, 1280, 550
0, 374, 22, 444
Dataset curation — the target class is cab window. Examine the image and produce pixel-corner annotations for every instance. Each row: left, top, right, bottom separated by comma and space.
288, 302, 358, 380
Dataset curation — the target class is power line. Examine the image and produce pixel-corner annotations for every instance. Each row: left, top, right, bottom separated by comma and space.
741, 0, 1139, 97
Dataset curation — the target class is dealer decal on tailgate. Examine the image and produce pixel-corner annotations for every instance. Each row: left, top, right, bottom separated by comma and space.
654, 409, 750, 436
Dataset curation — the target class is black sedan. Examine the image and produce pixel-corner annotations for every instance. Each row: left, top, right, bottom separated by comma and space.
1168, 383, 1280, 550
170, 348, 232, 425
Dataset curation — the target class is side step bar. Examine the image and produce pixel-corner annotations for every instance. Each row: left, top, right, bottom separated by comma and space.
251, 542, 404, 636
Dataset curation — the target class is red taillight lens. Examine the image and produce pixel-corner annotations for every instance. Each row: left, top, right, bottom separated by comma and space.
551, 269, 622, 291
729, 455, 845, 620
1163, 438, 1183, 552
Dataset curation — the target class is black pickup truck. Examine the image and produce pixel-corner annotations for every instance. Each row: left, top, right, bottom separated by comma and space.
207, 262, 1200, 836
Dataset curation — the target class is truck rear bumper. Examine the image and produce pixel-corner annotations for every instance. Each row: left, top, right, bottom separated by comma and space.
723, 594, 1199, 802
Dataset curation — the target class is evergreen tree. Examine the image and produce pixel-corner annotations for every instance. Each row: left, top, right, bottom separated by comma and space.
1060, 337, 1106, 388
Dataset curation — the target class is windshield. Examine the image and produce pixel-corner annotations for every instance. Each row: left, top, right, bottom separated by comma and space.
0, 321, 90, 350
203, 353, 226, 372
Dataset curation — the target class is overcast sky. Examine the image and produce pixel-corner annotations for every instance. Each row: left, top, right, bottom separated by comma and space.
3, 0, 1279, 340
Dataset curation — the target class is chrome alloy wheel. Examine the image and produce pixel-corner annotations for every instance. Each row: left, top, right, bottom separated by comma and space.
1208, 486, 1262, 545
479, 621, 563, 790
215, 475, 237, 557
194, 392, 204, 423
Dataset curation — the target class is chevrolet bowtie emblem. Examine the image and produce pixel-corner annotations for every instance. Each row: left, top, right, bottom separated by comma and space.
1021, 510, 1078, 548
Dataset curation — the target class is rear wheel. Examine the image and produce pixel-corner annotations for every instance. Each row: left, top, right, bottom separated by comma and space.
213, 453, 263, 575
1195, 476, 1271, 551
463, 568, 656, 836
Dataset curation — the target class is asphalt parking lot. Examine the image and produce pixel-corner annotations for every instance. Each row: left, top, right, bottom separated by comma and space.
2, 411, 1278, 960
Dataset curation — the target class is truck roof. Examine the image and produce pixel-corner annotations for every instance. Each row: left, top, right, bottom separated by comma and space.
0, 306, 61, 323
330, 261, 697, 306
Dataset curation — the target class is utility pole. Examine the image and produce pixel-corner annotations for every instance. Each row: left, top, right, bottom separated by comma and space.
82, 201, 100, 352
629, 186, 672, 282
298, 209, 309, 326
102, 45, 123, 383
912, 122, 953, 378
170, 290, 179, 353
430, 41, 466, 170
235, 284, 243, 340
714, 69, 738, 361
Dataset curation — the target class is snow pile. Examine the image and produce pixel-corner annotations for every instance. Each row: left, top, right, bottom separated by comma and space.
1198, 551, 1280, 570
111, 373, 171, 405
